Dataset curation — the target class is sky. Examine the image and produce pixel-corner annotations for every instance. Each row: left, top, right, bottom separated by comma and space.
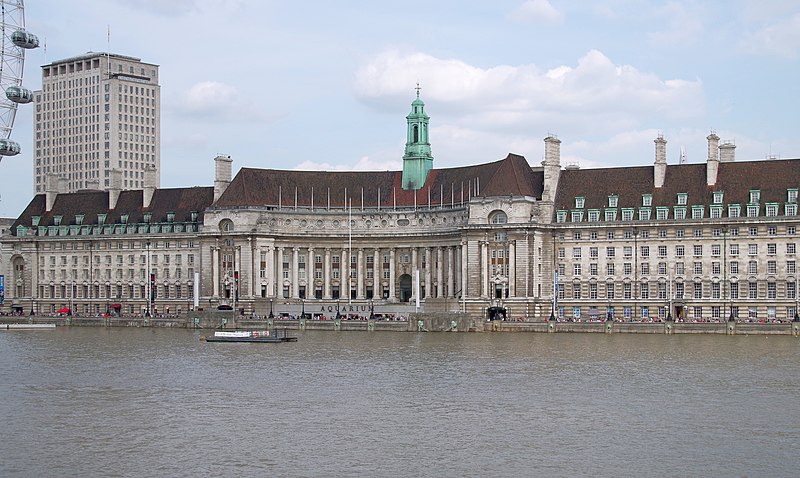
0, 0, 799, 216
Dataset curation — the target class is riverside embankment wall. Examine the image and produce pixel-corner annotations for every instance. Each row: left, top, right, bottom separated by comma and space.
2, 314, 799, 336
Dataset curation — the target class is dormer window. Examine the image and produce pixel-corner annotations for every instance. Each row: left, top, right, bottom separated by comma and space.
575, 197, 585, 209
788, 189, 798, 203
143, 212, 152, 223
642, 194, 652, 207
31, 215, 40, 227
749, 190, 760, 204
677, 193, 688, 205
53, 215, 63, 226
120, 214, 128, 224
166, 212, 175, 223
75, 214, 84, 225
608, 195, 618, 208
713, 191, 724, 204
190, 211, 199, 222
97, 213, 106, 225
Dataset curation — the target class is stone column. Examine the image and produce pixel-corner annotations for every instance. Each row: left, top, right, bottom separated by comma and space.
276, 246, 284, 298
248, 238, 255, 298
357, 248, 364, 299
509, 240, 516, 297
342, 248, 349, 300
481, 241, 489, 298
389, 248, 396, 302
324, 248, 331, 299
447, 246, 454, 298
461, 242, 467, 301
212, 246, 220, 297
410, 247, 418, 300
292, 247, 299, 298
436, 247, 443, 298
424, 247, 432, 299
374, 248, 381, 298
307, 246, 315, 299
265, 246, 273, 298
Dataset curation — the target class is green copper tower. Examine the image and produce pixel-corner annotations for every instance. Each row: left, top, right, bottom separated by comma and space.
401, 86, 433, 190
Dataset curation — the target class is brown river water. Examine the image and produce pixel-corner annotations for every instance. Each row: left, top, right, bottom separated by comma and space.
1, 328, 798, 477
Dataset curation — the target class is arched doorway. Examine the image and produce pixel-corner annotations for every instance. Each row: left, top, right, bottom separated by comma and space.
399, 274, 412, 302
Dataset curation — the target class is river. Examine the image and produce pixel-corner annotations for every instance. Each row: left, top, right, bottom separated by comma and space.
1, 328, 798, 477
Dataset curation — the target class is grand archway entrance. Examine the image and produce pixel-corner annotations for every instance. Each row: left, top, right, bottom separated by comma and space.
399, 274, 412, 302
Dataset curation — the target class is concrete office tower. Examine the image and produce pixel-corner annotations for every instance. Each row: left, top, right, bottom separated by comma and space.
33, 52, 160, 194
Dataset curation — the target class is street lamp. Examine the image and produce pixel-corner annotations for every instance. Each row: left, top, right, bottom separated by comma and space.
336, 298, 341, 320
369, 299, 375, 320
301, 298, 305, 320
269, 298, 274, 319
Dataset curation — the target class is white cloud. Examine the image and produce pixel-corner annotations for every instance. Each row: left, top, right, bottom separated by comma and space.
175, 80, 266, 122
740, 13, 800, 59
294, 156, 402, 172
355, 49, 705, 139
179, 81, 238, 115
510, 0, 564, 25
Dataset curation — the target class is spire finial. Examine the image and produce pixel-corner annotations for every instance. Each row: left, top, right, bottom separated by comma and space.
415, 82, 421, 98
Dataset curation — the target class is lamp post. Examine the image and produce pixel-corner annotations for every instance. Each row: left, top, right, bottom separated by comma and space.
336, 298, 341, 320
795, 297, 799, 322
301, 297, 305, 320
369, 298, 374, 320
269, 298, 274, 319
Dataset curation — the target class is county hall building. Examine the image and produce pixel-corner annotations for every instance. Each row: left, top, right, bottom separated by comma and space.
2, 93, 799, 322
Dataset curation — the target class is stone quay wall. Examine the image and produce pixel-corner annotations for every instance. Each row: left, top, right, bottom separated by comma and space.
1, 315, 798, 336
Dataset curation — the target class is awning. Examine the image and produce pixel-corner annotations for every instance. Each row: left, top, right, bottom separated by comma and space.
111, 303, 122, 309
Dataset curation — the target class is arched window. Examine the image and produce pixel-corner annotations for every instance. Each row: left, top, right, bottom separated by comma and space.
489, 210, 507, 224
219, 219, 234, 233
412, 125, 419, 143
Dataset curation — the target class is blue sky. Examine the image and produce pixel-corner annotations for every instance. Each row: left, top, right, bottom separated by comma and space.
1, 0, 798, 216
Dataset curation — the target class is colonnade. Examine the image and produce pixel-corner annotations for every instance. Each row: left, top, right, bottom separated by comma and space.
207, 234, 541, 304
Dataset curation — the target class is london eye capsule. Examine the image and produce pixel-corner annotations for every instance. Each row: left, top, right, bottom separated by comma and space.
11, 29, 39, 49
0, 138, 21, 156
5, 86, 33, 104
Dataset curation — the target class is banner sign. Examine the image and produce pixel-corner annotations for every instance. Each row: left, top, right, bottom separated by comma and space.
0, 274, 4, 305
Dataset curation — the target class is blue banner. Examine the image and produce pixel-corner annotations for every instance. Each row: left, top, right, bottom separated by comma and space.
0, 274, 4, 305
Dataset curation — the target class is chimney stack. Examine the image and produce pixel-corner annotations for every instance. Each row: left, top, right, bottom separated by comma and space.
108, 169, 123, 210
143, 165, 157, 208
45, 173, 60, 212
214, 154, 233, 202
719, 141, 736, 162
654, 134, 667, 188
706, 133, 720, 186
541, 136, 562, 202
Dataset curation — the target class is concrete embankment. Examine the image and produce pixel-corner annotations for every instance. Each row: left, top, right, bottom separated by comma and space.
1, 314, 798, 335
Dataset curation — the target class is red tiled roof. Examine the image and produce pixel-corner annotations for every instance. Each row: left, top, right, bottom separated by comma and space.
213, 153, 544, 209
554, 159, 800, 214
11, 187, 214, 232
